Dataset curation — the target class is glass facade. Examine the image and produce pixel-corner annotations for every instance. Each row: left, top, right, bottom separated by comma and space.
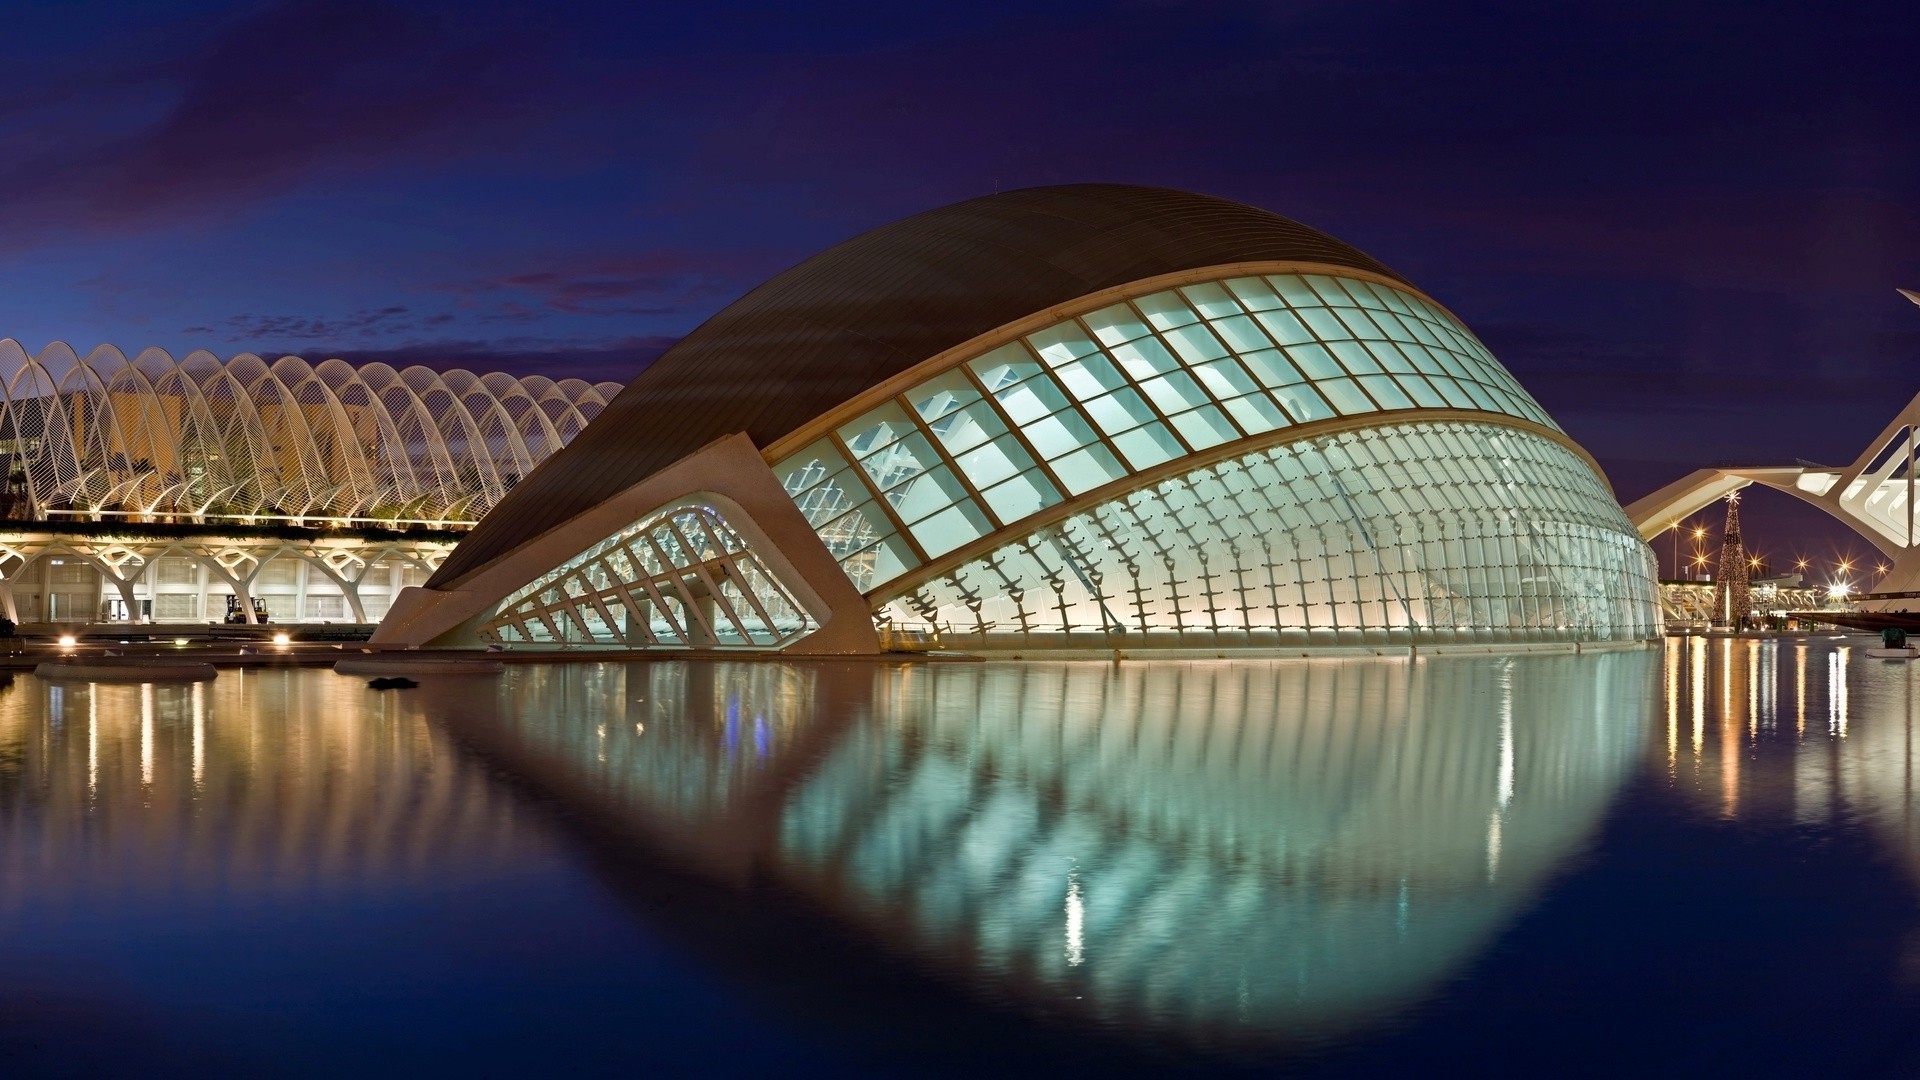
773, 270, 1561, 596
0, 339, 622, 528
877, 419, 1660, 647
481, 503, 816, 648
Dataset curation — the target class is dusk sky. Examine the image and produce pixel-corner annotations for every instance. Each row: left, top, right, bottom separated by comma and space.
4, 0, 1917, 572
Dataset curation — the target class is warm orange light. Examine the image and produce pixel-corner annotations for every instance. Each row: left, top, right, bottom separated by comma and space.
1840, 559, 1855, 573
1878, 563, 1890, 575
1693, 527, 1707, 539
1795, 558, 1809, 570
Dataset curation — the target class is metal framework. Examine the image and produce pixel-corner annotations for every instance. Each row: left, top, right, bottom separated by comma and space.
480, 502, 817, 648
0, 339, 622, 528
1626, 390, 1920, 604
0, 527, 453, 624
378, 188, 1662, 653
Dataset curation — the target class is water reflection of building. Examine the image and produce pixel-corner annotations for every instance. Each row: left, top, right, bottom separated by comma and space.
0, 671, 538, 914
1665, 637, 1920, 869
434, 654, 1654, 1043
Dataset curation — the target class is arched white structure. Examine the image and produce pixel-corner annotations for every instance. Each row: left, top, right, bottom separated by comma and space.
0, 339, 622, 528
382, 186, 1661, 653
1625, 390, 1920, 602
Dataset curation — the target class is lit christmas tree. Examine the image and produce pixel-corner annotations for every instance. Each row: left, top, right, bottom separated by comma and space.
1711, 491, 1751, 628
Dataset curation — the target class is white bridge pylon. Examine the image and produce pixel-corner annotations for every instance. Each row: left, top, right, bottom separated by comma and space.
1624, 390, 1920, 603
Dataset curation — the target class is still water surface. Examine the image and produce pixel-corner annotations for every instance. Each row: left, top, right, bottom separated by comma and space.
1, 641, 1917, 1075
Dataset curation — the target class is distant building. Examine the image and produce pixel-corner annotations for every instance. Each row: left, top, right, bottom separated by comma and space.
378, 185, 1662, 653
0, 341, 620, 624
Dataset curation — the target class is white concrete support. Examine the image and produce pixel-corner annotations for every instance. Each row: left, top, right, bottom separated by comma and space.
375, 433, 882, 653
1625, 390, 1920, 604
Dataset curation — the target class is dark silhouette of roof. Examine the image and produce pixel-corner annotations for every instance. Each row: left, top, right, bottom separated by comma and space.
431, 184, 1406, 586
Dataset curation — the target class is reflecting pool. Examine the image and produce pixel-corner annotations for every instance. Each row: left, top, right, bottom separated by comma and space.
2, 641, 1920, 1074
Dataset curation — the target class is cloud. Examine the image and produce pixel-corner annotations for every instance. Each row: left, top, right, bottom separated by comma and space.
202, 306, 415, 343
268, 334, 677, 383
432, 251, 770, 318
0, 0, 550, 246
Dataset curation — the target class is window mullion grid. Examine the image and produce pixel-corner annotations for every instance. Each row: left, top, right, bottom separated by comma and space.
673, 515, 752, 643
638, 526, 721, 644
956, 356, 1078, 510
1125, 295, 1258, 443
898, 392, 1003, 529
1073, 311, 1201, 459
827, 429, 931, 568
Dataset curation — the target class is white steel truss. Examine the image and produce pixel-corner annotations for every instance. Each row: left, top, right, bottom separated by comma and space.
0, 340, 622, 529
480, 503, 818, 648
1626, 390, 1920, 603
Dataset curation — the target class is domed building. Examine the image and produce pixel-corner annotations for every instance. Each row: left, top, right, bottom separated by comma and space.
377, 185, 1661, 653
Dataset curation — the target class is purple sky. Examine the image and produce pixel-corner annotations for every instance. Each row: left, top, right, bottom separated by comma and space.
3, 0, 1916, 577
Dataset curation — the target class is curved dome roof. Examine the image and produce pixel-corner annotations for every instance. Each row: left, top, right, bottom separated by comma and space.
434, 184, 1406, 586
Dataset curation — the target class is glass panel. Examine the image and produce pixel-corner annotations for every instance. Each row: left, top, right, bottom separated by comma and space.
1395, 373, 1448, 409
1358, 374, 1415, 410
1329, 340, 1382, 375
1335, 308, 1384, 339
858, 430, 942, 490
1298, 307, 1351, 341
1178, 281, 1242, 319
980, 470, 1062, 523
1026, 324, 1102, 367
1110, 337, 1180, 381
908, 370, 981, 424
1342, 278, 1389, 309
1283, 344, 1343, 380
1082, 387, 1158, 435
1053, 353, 1129, 401
1223, 277, 1283, 311
1111, 422, 1183, 470
1210, 313, 1274, 353
994, 374, 1072, 425
1223, 393, 1288, 434
839, 401, 918, 457
1430, 376, 1477, 410
1049, 444, 1128, 495
1024, 409, 1100, 458
1193, 358, 1259, 398
1316, 378, 1376, 415
1365, 340, 1418, 373
1082, 304, 1152, 347
909, 501, 991, 556
1139, 370, 1211, 414
968, 342, 1044, 389
1250, 309, 1315, 347
1239, 349, 1307, 388
952, 435, 1034, 489
1131, 290, 1199, 330
1169, 405, 1237, 449
1305, 275, 1355, 306
846, 533, 915, 589
927, 400, 1008, 455
888, 464, 968, 521
774, 440, 849, 494
1162, 323, 1229, 365
1266, 275, 1321, 307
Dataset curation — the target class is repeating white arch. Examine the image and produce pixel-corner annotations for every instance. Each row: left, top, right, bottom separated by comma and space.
0, 340, 617, 528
